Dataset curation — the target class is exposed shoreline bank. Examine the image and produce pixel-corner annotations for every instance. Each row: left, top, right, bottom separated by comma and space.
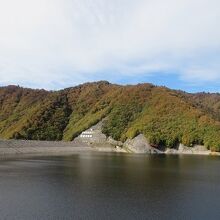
0, 139, 94, 158
0, 139, 219, 158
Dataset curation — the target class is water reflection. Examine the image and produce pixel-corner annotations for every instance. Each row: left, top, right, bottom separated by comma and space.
0, 153, 220, 219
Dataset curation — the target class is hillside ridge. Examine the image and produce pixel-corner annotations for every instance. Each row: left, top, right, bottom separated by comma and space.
0, 81, 220, 151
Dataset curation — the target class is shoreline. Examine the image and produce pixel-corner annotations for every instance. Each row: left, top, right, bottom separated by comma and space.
0, 139, 219, 158
0, 139, 94, 158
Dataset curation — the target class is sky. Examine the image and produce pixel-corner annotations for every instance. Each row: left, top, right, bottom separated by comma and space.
0, 0, 220, 93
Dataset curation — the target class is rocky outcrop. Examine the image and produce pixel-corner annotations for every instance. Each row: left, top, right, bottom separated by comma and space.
75, 123, 160, 153
107, 137, 123, 147
123, 134, 161, 154
165, 143, 211, 155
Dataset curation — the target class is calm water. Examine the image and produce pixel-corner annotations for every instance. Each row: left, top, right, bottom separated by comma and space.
0, 153, 220, 220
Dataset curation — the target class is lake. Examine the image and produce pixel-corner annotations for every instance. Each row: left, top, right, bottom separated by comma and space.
0, 152, 220, 219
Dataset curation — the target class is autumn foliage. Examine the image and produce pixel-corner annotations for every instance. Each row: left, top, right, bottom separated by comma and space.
0, 81, 220, 151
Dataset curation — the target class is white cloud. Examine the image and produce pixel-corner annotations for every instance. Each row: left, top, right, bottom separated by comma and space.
181, 67, 220, 82
0, 0, 220, 89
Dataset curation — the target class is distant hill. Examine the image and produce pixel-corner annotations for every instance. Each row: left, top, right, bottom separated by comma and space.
0, 81, 220, 151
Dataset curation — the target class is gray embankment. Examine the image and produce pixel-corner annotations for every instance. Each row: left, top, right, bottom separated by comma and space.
0, 139, 94, 157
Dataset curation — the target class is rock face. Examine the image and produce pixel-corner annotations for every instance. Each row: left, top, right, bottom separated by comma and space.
76, 123, 160, 153
124, 134, 160, 154
165, 144, 211, 155
107, 137, 123, 147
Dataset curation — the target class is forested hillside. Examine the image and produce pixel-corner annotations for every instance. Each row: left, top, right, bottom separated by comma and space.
0, 81, 220, 151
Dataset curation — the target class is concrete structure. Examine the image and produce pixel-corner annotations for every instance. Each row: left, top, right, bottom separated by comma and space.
0, 139, 93, 157
76, 122, 107, 144
80, 129, 94, 138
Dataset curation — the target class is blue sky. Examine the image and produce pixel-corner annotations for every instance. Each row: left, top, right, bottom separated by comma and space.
0, 0, 220, 93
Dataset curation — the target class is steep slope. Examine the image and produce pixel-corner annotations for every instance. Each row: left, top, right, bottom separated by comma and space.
0, 86, 50, 139
190, 93, 220, 121
0, 81, 220, 151
63, 81, 118, 140
13, 91, 72, 140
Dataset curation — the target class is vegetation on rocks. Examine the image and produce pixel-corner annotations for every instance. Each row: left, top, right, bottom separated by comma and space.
0, 81, 220, 151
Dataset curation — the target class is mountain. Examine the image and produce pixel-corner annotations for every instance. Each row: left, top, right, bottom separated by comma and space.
0, 81, 220, 151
